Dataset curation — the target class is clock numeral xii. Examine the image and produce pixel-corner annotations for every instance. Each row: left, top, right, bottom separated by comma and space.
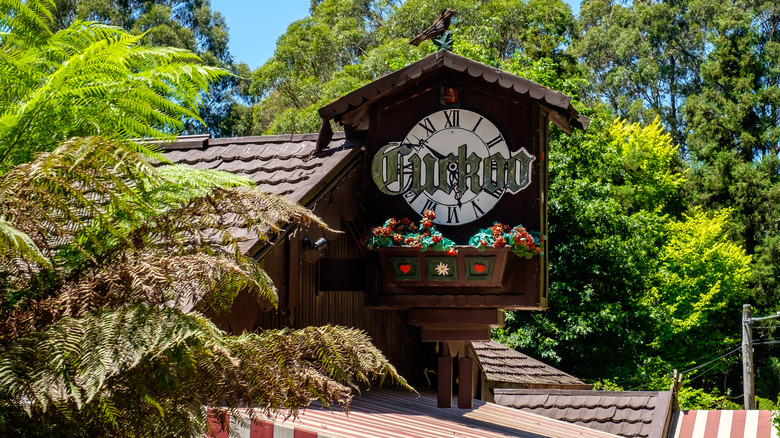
444, 110, 460, 128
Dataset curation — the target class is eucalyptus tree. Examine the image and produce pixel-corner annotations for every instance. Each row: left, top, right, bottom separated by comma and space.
250, 0, 579, 134
683, 0, 780, 310
574, 0, 709, 150
0, 2, 405, 436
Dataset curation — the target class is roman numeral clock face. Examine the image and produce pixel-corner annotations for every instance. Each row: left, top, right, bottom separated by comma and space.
371, 109, 535, 225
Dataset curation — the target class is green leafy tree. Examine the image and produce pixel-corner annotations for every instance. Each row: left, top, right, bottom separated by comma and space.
573, 0, 780, 397
575, 0, 709, 149
0, 3, 225, 170
497, 109, 751, 392
683, 0, 780, 308
0, 2, 406, 436
495, 111, 676, 380
250, 0, 580, 134
644, 209, 751, 369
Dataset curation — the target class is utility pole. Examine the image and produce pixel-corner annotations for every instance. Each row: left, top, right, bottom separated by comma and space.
742, 304, 780, 410
742, 304, 754, 409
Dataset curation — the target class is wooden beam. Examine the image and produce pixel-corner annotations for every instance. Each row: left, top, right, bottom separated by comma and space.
458, 357, 473, 409
408, 309, 504, 326
287, 234, 300, 326
422, 326, 491, 342
437, 350, 452, 408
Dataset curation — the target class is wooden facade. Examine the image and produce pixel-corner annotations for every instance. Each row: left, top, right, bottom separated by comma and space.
168, 51, 587, 405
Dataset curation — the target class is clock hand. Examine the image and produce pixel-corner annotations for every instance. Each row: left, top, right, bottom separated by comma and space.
447, 160, 463, 208
401, 139, 447, 160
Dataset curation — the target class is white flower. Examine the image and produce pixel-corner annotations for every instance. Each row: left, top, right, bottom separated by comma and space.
435, 262, 450, 276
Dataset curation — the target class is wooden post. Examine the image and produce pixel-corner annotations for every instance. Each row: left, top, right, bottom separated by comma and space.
437, 343, 452, 408
458, 356, 473, 409
743, 304, 755, 409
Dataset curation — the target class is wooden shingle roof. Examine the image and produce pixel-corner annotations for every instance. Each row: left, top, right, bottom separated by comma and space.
470, 340, 590, 387
162, 132, 361, 206
319, 50, 589, 135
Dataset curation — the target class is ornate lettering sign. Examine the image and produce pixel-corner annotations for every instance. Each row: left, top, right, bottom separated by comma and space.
371, 109, 534, 225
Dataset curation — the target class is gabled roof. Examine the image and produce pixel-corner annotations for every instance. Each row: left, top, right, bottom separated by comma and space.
211, 389, 621, 438
493, 389, 675, 438
470, 340, 590, 388
318, 50, 589, 135
162, 132, 362, 256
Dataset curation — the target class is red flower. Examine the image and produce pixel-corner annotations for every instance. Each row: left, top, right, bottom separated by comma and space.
432, 235, 442, 243
393, 233, 404, 242
446, 247, 457, 256
421, 219, 432, 229
423, 209, 436, 220
494, 237, 506, 247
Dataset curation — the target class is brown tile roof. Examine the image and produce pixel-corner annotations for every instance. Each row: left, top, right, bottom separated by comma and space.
470, 340, 589, 387
161, 132, 362, 256
162, 132, 361, 206
318, 50, 589, 135
493, 389, 675, 438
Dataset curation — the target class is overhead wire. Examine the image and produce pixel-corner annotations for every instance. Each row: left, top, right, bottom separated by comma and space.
605, 342, 743, 391
679, 345, 742, 375
597, 325, 780, 391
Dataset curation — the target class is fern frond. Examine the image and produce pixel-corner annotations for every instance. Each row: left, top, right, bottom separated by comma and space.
0, 18, 228, 170
0, 0, 54, 45
0, 216, 49, 266
0, 309, 408, 437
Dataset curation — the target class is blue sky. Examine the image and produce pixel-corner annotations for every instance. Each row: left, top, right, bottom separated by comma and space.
211, 1, 582, 69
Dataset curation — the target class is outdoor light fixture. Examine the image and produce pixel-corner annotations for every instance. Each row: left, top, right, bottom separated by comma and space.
302, 237, 328, 251
302, 237, 328, 263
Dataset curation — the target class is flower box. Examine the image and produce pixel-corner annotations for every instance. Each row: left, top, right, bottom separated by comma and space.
374, 246, 513, 289
366, 245, 544, 309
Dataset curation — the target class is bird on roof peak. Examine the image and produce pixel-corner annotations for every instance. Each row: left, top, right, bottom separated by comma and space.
408, 8, 457, 49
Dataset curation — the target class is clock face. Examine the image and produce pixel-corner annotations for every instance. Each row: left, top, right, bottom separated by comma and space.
371, 109, 534, 225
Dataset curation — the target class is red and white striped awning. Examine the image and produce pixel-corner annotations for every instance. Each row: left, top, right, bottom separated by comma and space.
208, 389, 621, 438
669, 410, 778, 438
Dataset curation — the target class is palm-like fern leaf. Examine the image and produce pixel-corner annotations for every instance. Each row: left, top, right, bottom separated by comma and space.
0, 3, 408, 436
0, 137, 326, 344
0, 14, 227, 171
0, 307, 407, 437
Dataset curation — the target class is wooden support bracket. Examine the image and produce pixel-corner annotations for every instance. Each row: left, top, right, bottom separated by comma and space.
458, 357, 473, 409
437, 344, 452, 408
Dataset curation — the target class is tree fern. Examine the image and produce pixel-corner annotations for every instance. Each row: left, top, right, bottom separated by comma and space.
0, 308, 407, 437
0, 3, 408, 436
0, 5, 227, 171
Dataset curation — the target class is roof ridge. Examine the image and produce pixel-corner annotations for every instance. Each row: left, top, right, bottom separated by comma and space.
160, 131, 347, 150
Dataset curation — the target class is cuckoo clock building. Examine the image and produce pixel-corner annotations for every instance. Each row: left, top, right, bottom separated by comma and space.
162, 52, 695, 438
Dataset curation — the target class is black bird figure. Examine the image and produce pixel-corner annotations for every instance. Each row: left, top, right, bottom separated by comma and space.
408, 8, 457, 47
